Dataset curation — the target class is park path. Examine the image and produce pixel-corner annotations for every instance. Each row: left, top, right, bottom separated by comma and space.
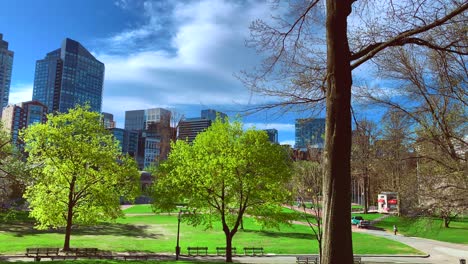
285, 205, 468, 263
354, 228, 468, 263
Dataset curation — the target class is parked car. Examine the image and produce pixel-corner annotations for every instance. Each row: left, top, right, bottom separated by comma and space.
351, 216, 370, 228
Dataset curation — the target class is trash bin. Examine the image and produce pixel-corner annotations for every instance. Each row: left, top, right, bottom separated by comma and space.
460, 259, 466, 264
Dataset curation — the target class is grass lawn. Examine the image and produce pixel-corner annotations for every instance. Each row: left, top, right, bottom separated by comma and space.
123, 205, 155, 214
374, 215, 468, 244
351, 213, 385, 222
352, 205, 364, 210
0, 211, 422, 255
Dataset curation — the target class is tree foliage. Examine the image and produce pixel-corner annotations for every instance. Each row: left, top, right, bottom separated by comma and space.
21, 105, 140, 250
0, 123, 28, 210
152, 119, 292, 262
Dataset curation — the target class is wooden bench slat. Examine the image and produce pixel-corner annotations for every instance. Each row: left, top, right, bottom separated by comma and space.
187, 246, 208, 256
243, 247, 264, 256
296, 256, 319, 264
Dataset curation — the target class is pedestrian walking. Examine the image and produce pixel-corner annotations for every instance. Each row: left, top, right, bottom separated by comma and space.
393, 225, 398, 235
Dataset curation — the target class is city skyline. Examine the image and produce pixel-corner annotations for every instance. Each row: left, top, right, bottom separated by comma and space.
0, 1, 324, 145
1, 1, 388, 145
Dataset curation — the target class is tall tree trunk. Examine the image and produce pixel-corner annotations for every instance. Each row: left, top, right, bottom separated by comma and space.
63, 203, 73, 251
322, 0, 354, 263
63, 177, 76, 251
225, 230, 233, 263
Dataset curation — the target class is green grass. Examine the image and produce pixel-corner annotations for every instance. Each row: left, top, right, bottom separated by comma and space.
351, 213, 385, 222
122, 205, 155, 214
0, 212, 422, 255
374, 216, 468, 244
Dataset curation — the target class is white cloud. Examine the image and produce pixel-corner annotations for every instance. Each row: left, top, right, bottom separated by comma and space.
8, 83, 33, 105
96, 0, 275, 111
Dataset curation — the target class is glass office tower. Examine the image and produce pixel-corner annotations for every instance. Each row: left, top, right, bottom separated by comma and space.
0, 33, 14, 114
33, 38, 104, 113
295, 118, 326, 150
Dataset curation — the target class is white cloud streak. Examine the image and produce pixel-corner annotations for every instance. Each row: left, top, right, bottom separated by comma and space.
98, 0, 275, 114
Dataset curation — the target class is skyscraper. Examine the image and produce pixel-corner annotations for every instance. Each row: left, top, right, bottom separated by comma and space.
201, 109, 227, 121
263, 129, 279, 144
33, 38, 104, 113
178, 109, 227, 143
0, 34, 14, 115
2, 101, 47, 145
102, 112, 116, 128
124, 108, 172, 169
295, 118, 326, 149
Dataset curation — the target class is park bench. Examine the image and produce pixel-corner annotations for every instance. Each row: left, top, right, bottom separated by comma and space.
26, 248, 60, 261
353, 256, 362, 264
187, 246, 208, 256
216, 247, 236, 256
296, 256, 319, 264
66, 248, 99, 258
243, 247, 264, 256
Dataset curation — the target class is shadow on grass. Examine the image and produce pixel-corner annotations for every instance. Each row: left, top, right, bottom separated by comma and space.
0, 222, 163, 239
239, 229, 316, 240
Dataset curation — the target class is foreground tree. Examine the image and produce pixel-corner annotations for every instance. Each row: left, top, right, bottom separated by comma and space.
152, 119, 292, 262
22, 105, 140, 250
246, 1, 467, 262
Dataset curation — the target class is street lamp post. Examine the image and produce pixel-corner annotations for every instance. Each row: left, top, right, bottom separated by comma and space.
175, 210, 182, 260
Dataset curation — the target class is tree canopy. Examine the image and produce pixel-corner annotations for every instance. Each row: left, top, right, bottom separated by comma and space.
152, 119, 292, 262
21, 105, 140, 250
0, 122, 28, 210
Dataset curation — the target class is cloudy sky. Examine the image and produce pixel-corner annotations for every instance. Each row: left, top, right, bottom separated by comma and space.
1, 0, 308, 145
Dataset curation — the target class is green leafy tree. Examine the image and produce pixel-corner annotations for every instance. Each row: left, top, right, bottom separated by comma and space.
21, 105, 140, 250
0, 122, 29, 210
152, 119, 292, 262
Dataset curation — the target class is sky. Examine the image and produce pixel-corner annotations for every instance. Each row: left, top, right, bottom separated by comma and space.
1, 0, 389, 146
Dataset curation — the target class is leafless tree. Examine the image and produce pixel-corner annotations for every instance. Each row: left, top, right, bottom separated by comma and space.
351, 120, 377, 214
357, 46, 467, 222
244, 1, 467, 262
292, 160, 323, 259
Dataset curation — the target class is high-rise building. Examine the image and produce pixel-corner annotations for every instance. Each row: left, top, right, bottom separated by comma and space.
124, 108, 172, 169
178, 109, 227, 143
0, 34, 14, 115
33, 38, 104, 113
178, 118, 212, 143
102, 112, 116, 128
138, 131, 161, 169
201, 109, 227, 121
2, 100, 47, 145
124, 108, 171, 131
263, 128, 279, 144
109, 128, 138, 156
295, 118, 326, 150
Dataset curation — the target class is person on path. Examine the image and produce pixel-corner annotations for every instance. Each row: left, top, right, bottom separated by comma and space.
393, 225, 398, 235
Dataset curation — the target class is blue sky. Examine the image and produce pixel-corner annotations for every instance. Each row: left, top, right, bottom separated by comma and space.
2, 0, 387, 145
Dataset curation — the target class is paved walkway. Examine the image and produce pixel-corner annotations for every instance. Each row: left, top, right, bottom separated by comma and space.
354, 228, 468, 263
